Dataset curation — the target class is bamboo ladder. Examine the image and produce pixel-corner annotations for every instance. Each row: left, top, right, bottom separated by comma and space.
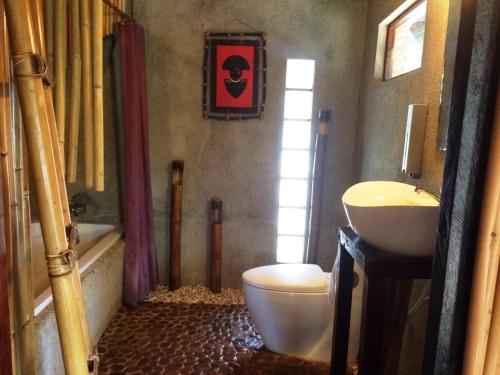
4, 0, 96, 373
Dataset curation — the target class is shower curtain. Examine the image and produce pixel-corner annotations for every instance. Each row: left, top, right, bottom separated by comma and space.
113, 21, 158, 306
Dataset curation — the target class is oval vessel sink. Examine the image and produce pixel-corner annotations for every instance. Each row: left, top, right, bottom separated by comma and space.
342, 181, 439, 256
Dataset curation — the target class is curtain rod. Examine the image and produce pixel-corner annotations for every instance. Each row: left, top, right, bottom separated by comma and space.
102, 0, 133, 20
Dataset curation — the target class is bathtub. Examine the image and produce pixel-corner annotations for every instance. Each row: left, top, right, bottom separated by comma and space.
33, 222, 122, 316
33, 222, 124, 374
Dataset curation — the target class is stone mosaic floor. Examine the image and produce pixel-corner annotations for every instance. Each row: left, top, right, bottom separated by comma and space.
97, 303, 330, 374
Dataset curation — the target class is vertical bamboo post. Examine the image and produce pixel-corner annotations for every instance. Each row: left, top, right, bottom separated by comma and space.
81, 0, 94, 189
0, 7, 16, 370
463, 83, 500, 375
169, 160, 183, 291
67, 0, 81, 182
43, 0, 54, 76
54, 0, 67, 170
4, 0, 93, 373
306, 110, 331, 264
209, 198, 222, 293
31, 0, 94, 363
11, 82, 36, 374
93, 0, 104, 191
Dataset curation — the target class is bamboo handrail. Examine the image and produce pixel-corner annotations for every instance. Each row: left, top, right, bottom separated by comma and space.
306, 110, 331, 264
4, 0, 93, 373
31, 0, 94, 363
169, 160, 184, 291
463, 83, 500, 375
81, 0, 94, 189
54, 0, 66, 170
67, 0, 82, 182
93, 0, 104, 191
209, 198, 222, 293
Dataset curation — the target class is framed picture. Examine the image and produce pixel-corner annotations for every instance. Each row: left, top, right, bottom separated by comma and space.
203, 32, 267, 120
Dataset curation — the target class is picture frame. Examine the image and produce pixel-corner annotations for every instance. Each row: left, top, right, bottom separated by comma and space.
203, 32, 267, 120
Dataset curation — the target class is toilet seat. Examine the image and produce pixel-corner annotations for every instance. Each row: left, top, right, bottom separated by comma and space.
242, 264, 329, 293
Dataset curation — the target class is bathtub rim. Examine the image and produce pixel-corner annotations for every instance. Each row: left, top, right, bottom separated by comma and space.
34, 225, 123, 317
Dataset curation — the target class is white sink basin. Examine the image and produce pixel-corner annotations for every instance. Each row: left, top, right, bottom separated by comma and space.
342, 181, 440, 256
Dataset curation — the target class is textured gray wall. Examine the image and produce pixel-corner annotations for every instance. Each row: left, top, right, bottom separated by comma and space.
134, 0, 368, 286
355, 0, 449, 194
354, 1, 450, 374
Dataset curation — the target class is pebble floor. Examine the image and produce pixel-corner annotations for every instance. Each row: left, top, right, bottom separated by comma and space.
97, 303, 330, 374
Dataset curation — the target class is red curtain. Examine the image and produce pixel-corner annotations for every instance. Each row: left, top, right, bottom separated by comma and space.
118, 21, 158, 306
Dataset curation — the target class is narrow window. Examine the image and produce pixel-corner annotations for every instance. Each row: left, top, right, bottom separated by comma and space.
384, 0, 427, 80
276, 59, 315, 263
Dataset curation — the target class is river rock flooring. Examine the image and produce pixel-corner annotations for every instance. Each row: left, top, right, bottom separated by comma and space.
97, 303, 330, 374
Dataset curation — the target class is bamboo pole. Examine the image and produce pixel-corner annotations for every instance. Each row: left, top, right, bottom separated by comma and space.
209, 198, 222, 293
306, 110, 331, 264
11, 80, 36, 375
31, 0, 94, 364
169, 160, 183, 291
0, 7, 16, 370
43, 0, 54, 78
463, 83, 500, 375
54, 0, 67, 170
66, 0, 81, 182
4, 1, 93, 373
93, 0, 104, 191
81, 0, 94, 189
0, 155, 13, 375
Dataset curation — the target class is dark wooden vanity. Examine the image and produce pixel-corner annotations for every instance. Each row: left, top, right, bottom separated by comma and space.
330, 226, 433, 375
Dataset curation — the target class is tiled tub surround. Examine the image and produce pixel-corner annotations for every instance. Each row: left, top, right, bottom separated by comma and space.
98, 303, 331, 374
34, 223, 124, 374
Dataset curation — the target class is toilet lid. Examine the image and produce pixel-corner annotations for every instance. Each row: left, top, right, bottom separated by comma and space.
242, 264, 329, 293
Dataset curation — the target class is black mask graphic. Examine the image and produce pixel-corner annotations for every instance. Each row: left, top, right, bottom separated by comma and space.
222, 55, 250, 99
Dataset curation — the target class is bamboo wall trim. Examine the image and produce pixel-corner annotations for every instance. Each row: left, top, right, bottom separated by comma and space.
54, 0, 66, 170
81, 0, 94, 189
4, 0, 93, 373
463, 84, 500, 375
0, 7, 16, 370
93, 0, 104, 191
67, 0, 82, 182
43, 0, 54, 78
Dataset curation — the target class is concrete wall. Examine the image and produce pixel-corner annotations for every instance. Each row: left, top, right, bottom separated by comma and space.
353, 1, 450, 374
355, 0, 449, 194
134, 0, 368, 286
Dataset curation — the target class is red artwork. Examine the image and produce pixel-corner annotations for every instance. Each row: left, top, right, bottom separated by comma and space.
215, 45, 255, 108
203, 33, 266, 120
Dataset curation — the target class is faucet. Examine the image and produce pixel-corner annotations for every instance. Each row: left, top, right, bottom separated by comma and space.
69, 203, 87, 217
414, 186, 441, 202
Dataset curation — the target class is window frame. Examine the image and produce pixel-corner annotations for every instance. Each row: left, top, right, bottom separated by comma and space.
383, 0, 427, 81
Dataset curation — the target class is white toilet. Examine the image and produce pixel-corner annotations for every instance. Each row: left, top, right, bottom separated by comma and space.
242, 263, 362, 363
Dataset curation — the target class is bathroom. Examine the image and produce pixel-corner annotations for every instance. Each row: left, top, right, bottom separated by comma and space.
0, 0, 498, 374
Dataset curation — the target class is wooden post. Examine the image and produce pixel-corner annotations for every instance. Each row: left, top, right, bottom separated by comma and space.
306, 109, 331, 264
67, 0, 82, 182
169, 160, 183, 291
54, 0, 67, 169
4, 0, 94, 373
209, 198, 222, 293
93, 0, 104, 191
81, 0, 94, 189
462, 82, 500, 375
